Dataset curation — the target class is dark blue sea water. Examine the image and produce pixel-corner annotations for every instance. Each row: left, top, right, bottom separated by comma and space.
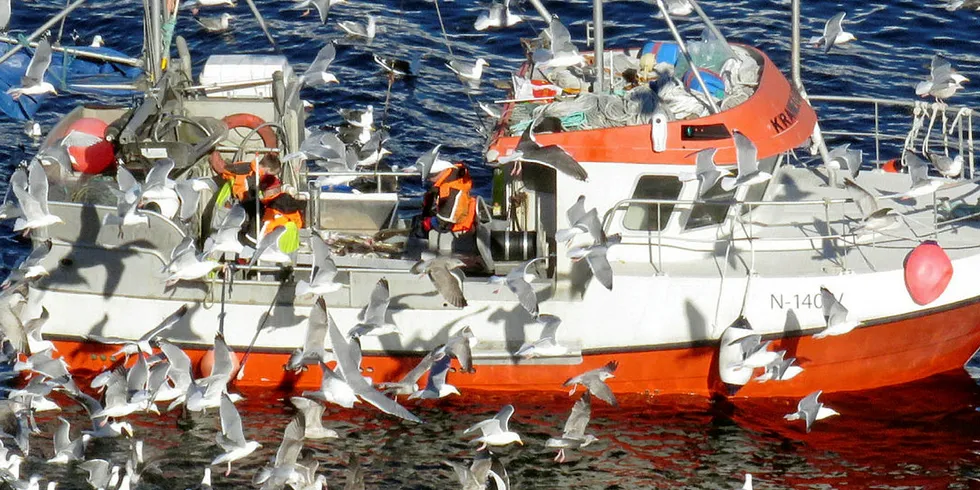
2, 0, 980, 488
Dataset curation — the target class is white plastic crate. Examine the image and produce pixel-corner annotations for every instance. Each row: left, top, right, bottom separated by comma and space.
198, 54, 294, 98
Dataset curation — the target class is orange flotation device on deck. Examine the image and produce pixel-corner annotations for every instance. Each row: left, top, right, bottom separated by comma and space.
431, 163, 477, 233
209, 113, 278, 176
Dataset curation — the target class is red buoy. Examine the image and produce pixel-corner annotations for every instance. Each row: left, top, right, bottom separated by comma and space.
904, 240, 953, 306
198, 348, 241, 378
63, 117, 115, 174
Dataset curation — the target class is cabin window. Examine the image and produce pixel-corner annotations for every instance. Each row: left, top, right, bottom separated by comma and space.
623, 175, 683, 231
685, 187, 734, 230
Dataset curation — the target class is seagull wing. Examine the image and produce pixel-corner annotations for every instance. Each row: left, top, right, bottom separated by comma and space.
904, 151, 930, 186
732, 130, 760, 175
423, 353, 452, 392
305, 42, 337, 81
429, 264, 467, 308
144, 158, 175, 191
548, 18, 577, 56
694, 148, 723, 197
822, 12, 845, 53
303, 297, 329, 357
219, 392, 247, 447
23, 38, 53, 87
517, 125, 589, 181
274, 415, 305, 466
310, 232, 339, 285
506, 272, 538, 317
328, 307, 421, 423
585, 246, 613, 290
843, 178, 878, 218
53, 417, 71, 452
494, 404, 515, 432
138, 304, 189, 343
562, 392, 592, 439
359, 278, 390, 326
398, 349, 439, 385
211, 332, 235, 381
27, 159, 51, 215
566, 195, 587, 225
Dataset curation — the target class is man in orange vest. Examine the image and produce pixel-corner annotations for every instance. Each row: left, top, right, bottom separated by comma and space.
417, 162, 477, 235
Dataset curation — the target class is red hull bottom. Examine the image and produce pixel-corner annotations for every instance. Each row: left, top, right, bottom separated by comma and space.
50, 300, 980, 398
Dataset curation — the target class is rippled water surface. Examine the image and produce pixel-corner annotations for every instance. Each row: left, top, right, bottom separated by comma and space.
2, 0, 980, 488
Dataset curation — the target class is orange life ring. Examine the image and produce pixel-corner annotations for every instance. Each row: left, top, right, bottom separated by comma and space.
209, 113, 278, 175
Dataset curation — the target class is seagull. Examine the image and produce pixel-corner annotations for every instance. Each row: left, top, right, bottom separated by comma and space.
348, 278, 398, 338
533, 17, 584, 69
10, 160, 63, 233
285, 42, 340, 103
373, 53, 421, 78
494, 122, 589, 181
555, 196, 605, 246
464, 405, 523, 450
250, 221, 292, 265
340, 105, 373, 129
445, 451, 500, 490
497, 257, 546, 317
64, 389, 134, 439
163, 237, 222, 287
441, 325, 477, 373
290, 397, 339, 439
203, 204, 247, 257
1, 238, 52, 289
843, 178, 899, 234
411, 253, 468, 308
916, 55, 968, 102
337, 14, 376, 40
327, 307, 422, 422
286, 297, 332, 372
515, 314, 568, 359
478, 102, 502, 120
102, 165, 147, 235
413, 144, 454, 181
408, 353, 460, 399
307, 0, 340, 24
283, 129, 347, 165
47, 417, 90, 464
726, 334, 781, 369
753, 352, 803, 383
79, 459, 121, 490
564, 361, 618, 406
545, 392, 598, 463
139, 158, 179, 219
691, 148, 727, 199
474, 0, 522, 30
296, 233, 343, 299
567, 240, 615, 290
927, 151, 963, 178
784, 390, 839, 432
901, 151, 945, 198
212, 392, 262, 476
302, 361, 358, 408
376, 347, 442, 397
654, 0, 694, 16
446, 58, 489, 87
6, 38, 56, 99
826, 143, 863, 187
85, 304, 188, 359
253, 415, 308, 490
810, 12, 856, 53
174, 178, 215, 222
814, 287, 860, 338
194, 13, 234, 33
721, 130, 771, 191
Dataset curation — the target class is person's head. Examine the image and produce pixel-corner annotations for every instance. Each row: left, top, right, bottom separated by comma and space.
259, 153, 282, 174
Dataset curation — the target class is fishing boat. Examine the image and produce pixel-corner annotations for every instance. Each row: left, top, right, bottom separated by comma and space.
15, 0, 980, 399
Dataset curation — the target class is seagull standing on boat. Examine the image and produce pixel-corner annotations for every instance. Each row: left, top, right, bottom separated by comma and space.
337, 14, 376, 40
784, 390, 839, 432
464, 405, 523, 450
814, 287, 860, 338
446, 58, 489, 88
491, 122, 589, 181
810, 12, 856, 53
474, 0, 522, 31
720, 130, 771, 191
564, 361, 618, 406
927, 151, 963, 178
7, 38, 56, 100
411, 252, 468, 308
195, 13, 234, 33
515, 314, 569, 359
545, 392, 598, 463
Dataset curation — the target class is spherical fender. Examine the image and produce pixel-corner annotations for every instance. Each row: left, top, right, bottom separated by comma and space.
198, 347, 241, 378
904, 240, 952, 306
65, 117, 115, 174
208, 113, 277, 175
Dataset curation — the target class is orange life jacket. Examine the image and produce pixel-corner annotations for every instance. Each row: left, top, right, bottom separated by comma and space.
431, 163, 476, 233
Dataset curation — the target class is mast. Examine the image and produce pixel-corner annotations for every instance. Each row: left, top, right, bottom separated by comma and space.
592, 0, 604, 93
149, 0, 162, 81
790, 0, 831, 168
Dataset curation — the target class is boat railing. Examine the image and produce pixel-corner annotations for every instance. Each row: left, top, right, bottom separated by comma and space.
601, 194, 980, 275
808, 94, 976, 178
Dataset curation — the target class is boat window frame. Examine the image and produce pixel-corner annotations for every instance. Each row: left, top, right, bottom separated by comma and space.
680, 153, 782, 232
620, 173, 685, 233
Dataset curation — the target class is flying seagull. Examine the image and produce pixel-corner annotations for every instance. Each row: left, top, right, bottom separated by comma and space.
285, 297, 332, 372
348, 278, 398, 338
285, 41, 340, 103
814, 287, 860, 338
464, 405, 523, 450
515, 314, 569, 359
474, 0, 522, 30
411, 253, 468, 308
564, 361, 618, 406
810, 12, 856, 53
545, 392, 598, 463
533, 16, 584, 69
10, 159, 63, 233
337, 14, 376, 40
7, 38, 56, 99
296, 232, 343, 299
721, 130, 771, 191
784, 390, 839, 432
212, 392, 262, 476
494, 122, 589, 181
843, 178, 899, 234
